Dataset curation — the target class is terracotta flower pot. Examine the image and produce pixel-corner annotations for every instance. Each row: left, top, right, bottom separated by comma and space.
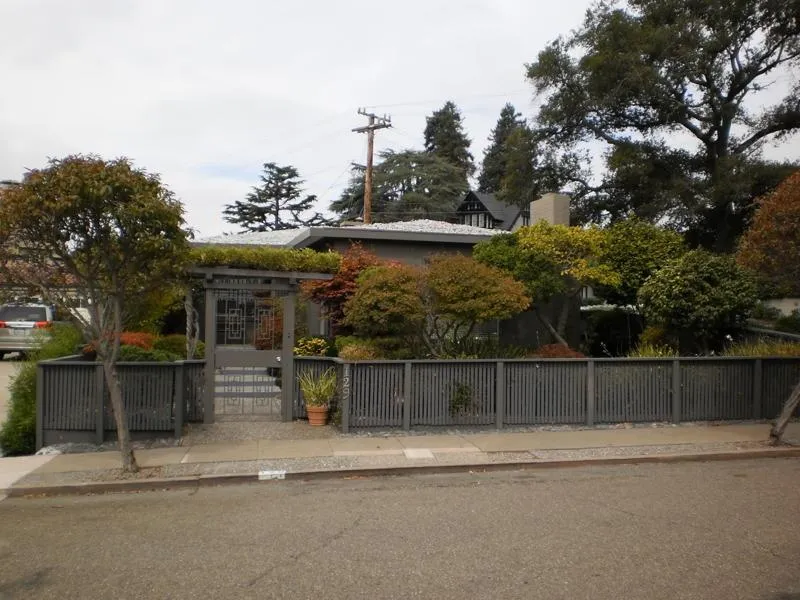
306, 405, 329, 426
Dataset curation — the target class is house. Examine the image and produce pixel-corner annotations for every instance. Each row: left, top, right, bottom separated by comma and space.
455, 191, 571, 231
196, 193, 581, 345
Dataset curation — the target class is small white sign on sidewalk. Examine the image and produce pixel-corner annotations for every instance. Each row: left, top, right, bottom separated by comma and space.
258, 470, 286, 481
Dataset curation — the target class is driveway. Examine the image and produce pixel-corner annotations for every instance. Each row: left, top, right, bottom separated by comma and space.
1, 459, 799, 599
0, 359, 16, 428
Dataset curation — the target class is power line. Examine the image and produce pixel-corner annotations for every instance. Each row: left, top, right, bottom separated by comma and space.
362, 89, 531, 110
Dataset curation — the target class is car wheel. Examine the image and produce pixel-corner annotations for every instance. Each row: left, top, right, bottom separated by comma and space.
0, 351, 5, 361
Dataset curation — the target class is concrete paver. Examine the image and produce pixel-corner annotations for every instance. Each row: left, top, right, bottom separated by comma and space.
135, 447, 188, 467
403, 448, 434, 459
329, 437, 404, 456
398, 434, 480, 451
181, 440, 259, 464
0, 455, 54, 491
32, 451, 123, 473
258, 439, 332, 459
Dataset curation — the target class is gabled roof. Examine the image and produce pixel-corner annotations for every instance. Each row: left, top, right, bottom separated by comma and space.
456, 191, 521, 230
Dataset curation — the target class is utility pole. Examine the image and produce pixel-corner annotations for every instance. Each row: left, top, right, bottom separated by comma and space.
352, 108, 391, 224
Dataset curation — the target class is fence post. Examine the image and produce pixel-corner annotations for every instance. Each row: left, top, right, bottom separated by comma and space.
403, 362, 412, 431
203, 287, 216, 424
341, 362, 351, 433
672, 359, 681, 424
496, 361, 505, 430
95, 364, 105, 445
586, 360, 595, 427
35, 364, 44, 451
174, 362, 185, 440
752, 358, 763, 420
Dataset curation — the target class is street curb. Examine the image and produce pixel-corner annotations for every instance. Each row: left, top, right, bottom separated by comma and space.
7, 446, 800, 498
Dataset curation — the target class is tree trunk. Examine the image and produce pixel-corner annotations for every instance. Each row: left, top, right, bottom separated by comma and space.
104, 295, 138, 472
184, 290, 199, 359
555, 299, 572, 342
535, 306, 569, 347
102, 358, 139, 472
769, 378, 800, 445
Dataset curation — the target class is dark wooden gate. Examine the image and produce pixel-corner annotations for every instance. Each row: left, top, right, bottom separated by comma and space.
194, 267, 331, 424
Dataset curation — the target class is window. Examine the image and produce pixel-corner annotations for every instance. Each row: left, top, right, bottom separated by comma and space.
0, 305, 47, 322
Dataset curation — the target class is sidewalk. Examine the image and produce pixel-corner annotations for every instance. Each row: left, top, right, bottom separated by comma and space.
3, 422, 799, 496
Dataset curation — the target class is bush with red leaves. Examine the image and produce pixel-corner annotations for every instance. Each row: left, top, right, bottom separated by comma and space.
528, 344, 586, 358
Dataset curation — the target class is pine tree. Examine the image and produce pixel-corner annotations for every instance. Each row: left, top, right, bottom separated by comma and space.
478, 103, 525, 193
223, 163, 330, 231
328, 151, 468, 222
496, 126, 540, 207
328, 166, 365, 222
423, 101, 475, 181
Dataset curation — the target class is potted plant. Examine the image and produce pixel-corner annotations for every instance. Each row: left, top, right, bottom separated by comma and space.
297, 367, 337, 426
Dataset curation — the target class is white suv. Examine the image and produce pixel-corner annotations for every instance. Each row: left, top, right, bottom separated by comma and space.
0, 303, 55, 359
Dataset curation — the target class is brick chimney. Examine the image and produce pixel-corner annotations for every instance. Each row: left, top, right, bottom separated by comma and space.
530, 192, 570, 226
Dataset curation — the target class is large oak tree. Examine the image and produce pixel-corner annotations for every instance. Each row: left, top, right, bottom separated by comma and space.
527, 0, 800, 250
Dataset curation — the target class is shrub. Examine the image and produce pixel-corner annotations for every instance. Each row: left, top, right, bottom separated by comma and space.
333, 335, 359, 354
0, 324, 83, 456
441, 337, 526, 359
118, 345, 180, 362
301, 243, 382, 335
638, 250, 758, 352
627, 343, 679, 358
334, 335, 419, 359
528, 344, 586, 358
190, 245, 341, 274
119, 331, 157, 349
774, 310, 800, 334
582, 308, 644, 357
152, 334, 205, 359
639, 326, 669, 348
338, 341, 383, 361
723, 340, 800, 357
294, 336, 331, 357
751, 302, 782, 321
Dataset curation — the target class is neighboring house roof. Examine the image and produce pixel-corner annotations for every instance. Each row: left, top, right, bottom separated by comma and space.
195, 219, 502, 248
455, 191, 521, 230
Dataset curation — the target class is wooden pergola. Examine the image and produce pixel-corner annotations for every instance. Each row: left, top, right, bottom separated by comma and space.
189, 267, 333, 424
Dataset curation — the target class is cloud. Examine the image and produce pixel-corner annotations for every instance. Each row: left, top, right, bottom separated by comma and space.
1, 0, 796, 237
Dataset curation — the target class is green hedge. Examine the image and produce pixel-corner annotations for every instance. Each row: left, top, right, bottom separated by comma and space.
117, 345, 180, 362
0, 324, 84, 456
190, 245, 340, 274
152, 334, 205, 359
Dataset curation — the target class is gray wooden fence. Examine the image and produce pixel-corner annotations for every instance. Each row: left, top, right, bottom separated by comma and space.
334, 357, 800, 432
37, 356, 800, 443
37, 357, 205, 449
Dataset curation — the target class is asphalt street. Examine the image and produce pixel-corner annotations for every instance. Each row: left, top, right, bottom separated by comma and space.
1, 459, 799, 600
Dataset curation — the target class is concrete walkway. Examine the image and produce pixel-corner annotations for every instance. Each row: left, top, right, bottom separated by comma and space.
3, 422, 798, 494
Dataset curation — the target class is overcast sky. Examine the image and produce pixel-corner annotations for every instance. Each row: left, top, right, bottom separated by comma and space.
1, 0, 796, 238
